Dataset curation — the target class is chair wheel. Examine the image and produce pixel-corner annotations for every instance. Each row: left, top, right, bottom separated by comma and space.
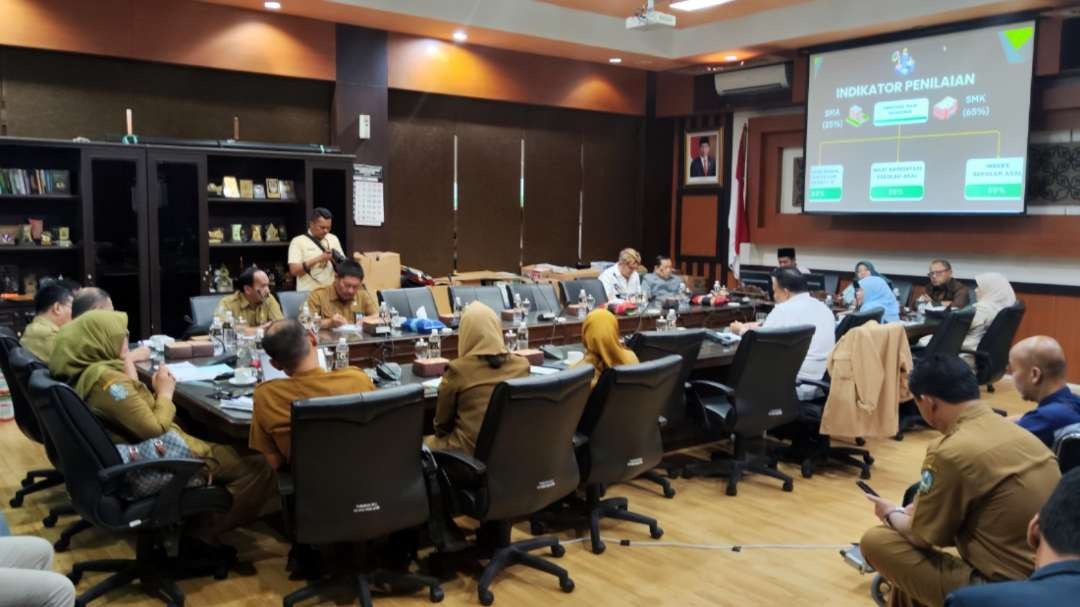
871, 573, 891, 606
800, 462, 814, 479
592, 541, 605, 555
725, 483, 737, 497
9, 495, 23, 508
43, 514, 58, 528
860, 468, 872, 480
529, 521, 546, 536
855, 437, 866, 446
478, 588, 494, 606
429, 586, 444, 603
550, 544, 565, 558
559, 577, 575, 593
894, 432, 904, 442
864, 454, 875, 466
662, 486, 676, 499
782, 480, 794, 492
650, 526, 664, 540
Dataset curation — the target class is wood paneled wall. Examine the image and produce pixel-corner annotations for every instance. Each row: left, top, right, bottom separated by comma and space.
387, 91, 642, 276
671, 113, 730, 283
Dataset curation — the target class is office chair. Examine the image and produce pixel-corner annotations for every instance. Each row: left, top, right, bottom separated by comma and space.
823, 273, 840, 297
27, 369, 234, 606
892, 279, 913, 309
804, 273, 827, 292
378, 287, 439, 319
533, 356, 681, 554
910, 307, 975, 360
1, 329, 65, 507
9, 347, 92, 550
182, 294, 226, 338
961, 301, 1025, 391
683, 326, 814, 496
277, 291, 309, 321
625, 329, 709, 497
835, 307, 885, 342
449, 286, 508, 312
559, 279, 607, 307
505, 283, 562, 315
432, 365, 592, 605
1054, 422, 1080, 474
280, 384, 443, 607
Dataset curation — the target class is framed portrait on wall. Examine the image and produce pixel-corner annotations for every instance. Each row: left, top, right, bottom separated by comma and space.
685, 129, 722, 186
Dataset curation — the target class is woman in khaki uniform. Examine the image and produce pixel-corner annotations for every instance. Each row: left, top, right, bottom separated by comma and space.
426, 302, 529, 455
575, 308, 638, 387
48, 310, 276, 539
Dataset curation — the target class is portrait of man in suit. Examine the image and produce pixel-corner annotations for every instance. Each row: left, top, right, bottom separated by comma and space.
685, 130, 721, 185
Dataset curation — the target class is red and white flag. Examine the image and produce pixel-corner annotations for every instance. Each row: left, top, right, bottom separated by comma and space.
728, 124, 750, 279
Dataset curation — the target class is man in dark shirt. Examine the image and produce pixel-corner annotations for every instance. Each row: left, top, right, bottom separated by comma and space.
921, 259, 970, 308
946, 469, 1080, 606
1008, 335, 1080, 446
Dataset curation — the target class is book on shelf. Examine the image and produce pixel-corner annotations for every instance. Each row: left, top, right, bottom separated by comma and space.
0, 168, 71, 195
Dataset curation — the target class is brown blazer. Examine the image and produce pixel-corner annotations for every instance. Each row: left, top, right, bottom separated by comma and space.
820, 321, 912, 438
426, 354, 530, 455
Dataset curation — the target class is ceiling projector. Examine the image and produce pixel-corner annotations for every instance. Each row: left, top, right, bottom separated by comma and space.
626, 1, 676, 31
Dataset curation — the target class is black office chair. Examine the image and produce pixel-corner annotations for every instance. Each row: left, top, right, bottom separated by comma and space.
280, 385, 443, 607
277, 291, 309, 321
27, 369, 234, 607
183, 294, 227, 337
823, 273, 840, 298
910, 307, 975, 360
506, 283, 562, 315
378, 287, 439, 319
804, 273, 827, 292
739, 270, 773, 299
9, 347, 92, 551
1, 329, 65, 507
962, 301, 1025, 391
449, 286, 508, 312
626, 329, 709, 498
893, 279, 913, 309
559, 279, 607, 307
683, 326, 814, 496
534, 356, 681, 554
432, 365, 592, 605
835, 307, 885, 342
1054, 422, 1080, 474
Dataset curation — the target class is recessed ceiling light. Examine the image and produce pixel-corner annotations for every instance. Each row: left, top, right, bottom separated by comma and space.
264, 1, 282, 9
609, 57, 622, 64
725, 55, 738, 62
452, 30, 468, 43
670, 0, 735, 11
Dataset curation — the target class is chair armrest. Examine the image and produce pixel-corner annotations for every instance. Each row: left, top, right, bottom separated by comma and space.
432, 449, 487, 478
99, 458, 210, 527
572, 432, 588, 449
797, 378, 831, 392
688, 380, 736, 433
688, 380, 735, 399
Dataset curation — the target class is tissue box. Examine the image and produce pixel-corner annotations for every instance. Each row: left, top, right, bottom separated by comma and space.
362, 319, 391, 336
190, 341, 215, 357
567, 304, 586, 317
413, 358, 449, 377
501, 308, 523, 321
164, 342, 193, 360
517, 348, 544, 365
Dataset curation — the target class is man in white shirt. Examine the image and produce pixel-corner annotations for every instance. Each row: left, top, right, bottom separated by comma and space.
598, 248, 643, 302
288, 207, 345, 292
730, 267, 836, 400
777, 247, 811, 275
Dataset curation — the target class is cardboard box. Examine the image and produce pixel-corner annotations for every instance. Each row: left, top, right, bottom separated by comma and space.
354, 251, 401, 295
362, 319, 390, 336
431, 285, 452, 317
523, 264, 601, 282
517, 348, 544, 365
501, 308, 524, 321
445, 270, 522, 286
190, 341, 215, 357
413, 358, 449, 377
164, 342, 192, 360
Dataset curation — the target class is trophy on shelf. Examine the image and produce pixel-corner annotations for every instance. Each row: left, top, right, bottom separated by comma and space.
230, 224, 244, 243
18, 225, 34, 245
207, 182, 224, 196
266, 178, 281, 199
223, 176, 240, 199
250, 224, 263, 242
40, 231, 53, 246
57, 226, 72, 248
208, 227, 224, 245
213, 264, 233, 294
265, 223, 280, 242
29, 218, 43, 240
239, 179, 254, 199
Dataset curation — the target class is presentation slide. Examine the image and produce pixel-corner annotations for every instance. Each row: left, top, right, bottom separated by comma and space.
804, 21, 1035, 215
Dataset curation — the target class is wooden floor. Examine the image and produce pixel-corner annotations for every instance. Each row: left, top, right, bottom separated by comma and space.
0, 380, 1033, 607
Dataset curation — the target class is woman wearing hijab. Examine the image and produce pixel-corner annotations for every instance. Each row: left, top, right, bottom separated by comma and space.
575, 308, 639, 387
855, 275, 900, 323
961, 273, 1017, 362
427, 302, 530, 454
48, 310, 275, 536
842, 260, 890, 306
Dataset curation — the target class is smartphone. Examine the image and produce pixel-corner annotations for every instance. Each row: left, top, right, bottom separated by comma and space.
856, 480, 879, 497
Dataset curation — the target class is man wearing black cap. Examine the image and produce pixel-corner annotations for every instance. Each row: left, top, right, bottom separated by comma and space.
777, 247, 810, 275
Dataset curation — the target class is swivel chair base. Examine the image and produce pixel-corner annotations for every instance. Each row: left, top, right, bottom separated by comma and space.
531, 484, 663, 554
640, 469, 676, 498
474, 522, 573, 606
282, 570, 444, 607
10, 468, 64, 507
781, 435, 873, 480
683, 439, 794, 496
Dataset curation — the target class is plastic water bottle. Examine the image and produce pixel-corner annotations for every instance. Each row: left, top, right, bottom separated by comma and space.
236, 315, 247, 336
522, 298, 531, 319
254, 327, 264, 352
414, 338, 428, 360
298, 304, 311, 328
379, 301, 390, 325
222, 311, 237, 354
335, 337, 349, 370
453, 297, 463, 317
916, 300, 927, 322
825, 294, 834, 308
235, 336, 253, 378
505, 330, 517, 352
666, 308, 677, 330
586, 293, 596, 312
209, 316, 224, 356
254, 327, 265, 381
517, 321, 529, 351
578, 289, 588, 319
310, 313, 321, 336
712, 281, 722, 296
429, 329, 442, 359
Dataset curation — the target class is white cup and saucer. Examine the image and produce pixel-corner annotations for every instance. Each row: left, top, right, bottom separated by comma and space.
230, 367, 257, 386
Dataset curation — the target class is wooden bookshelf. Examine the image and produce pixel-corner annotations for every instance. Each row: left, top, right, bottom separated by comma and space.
209, 241, 289, 248
207, 197, 301, 205
0, 244, 79, 252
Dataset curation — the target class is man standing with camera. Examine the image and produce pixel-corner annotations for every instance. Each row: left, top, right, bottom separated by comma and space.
288, 207, 345, 292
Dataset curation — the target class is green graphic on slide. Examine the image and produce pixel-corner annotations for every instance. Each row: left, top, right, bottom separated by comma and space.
1003, 26, 1034, 50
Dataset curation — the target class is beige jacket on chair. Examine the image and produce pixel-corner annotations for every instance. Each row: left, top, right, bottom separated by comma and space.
820, 321, 912, 438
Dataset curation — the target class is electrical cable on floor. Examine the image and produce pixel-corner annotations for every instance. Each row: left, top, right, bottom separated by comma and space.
599, 537, 849, 552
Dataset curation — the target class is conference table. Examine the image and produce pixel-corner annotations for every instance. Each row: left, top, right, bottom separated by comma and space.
137, 303, 941, 444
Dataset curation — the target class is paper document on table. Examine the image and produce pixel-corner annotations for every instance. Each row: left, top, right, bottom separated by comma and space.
220, 397, 253, 412
530, 366, 560, 375
168, 362, 233, 383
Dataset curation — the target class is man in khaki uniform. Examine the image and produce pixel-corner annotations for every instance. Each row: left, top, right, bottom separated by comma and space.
20, 284, 73, 362
305, 260, 378, 329
860, 354, 1060, 607
287, 207, 344, 292
214, 267, 283, 329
